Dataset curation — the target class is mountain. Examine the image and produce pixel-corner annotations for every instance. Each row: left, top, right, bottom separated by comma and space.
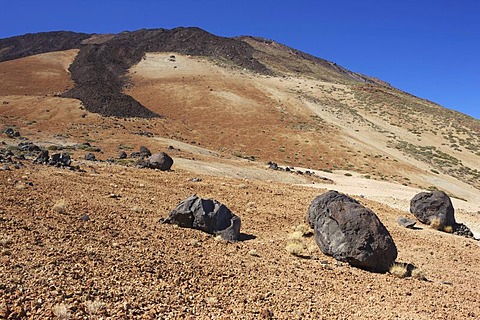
1, 27, 479, 319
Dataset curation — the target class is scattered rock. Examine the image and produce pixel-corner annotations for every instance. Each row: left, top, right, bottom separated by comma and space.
163, 195, 241, 241
139, 146, 152, 158
118, 151, 127, 159
410, 191, 455, 227
4, 128, 20, 138
18, 142, 40, 152
80, 214, 90, 221
189, 177, 202, 182
148, 152, 173, 171
453, 223, 475, 238
49, 153, 72, 167
397, 217, 417, 229
0, 165, 10, 171
309, 190, 397, 272
85, 153, 96, 161
34, 150, 49, 164
267, 161, 278, 170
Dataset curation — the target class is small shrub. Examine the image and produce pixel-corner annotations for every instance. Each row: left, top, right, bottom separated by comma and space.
411, 268, 427, 281
294, 224, 312, 236
53, 303, 71, 319
389, 263, 408, 278
52, 200, 67, 214
443, 225, 453, 233
287, 231, 304, 240
84, 300, 103, 315
429, 217, 443, 230
286, 241, 306, 256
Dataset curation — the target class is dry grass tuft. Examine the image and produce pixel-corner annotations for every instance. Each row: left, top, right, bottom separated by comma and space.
443, 225, 453, 233
389, 263, 408, 278
52, 199, 67, 214
85, 299, 103, 315
429, 217, 443, 230
411, 268, 427, 281
53, 303, 71, 319
286, 240, 306, 256
293, 223, 312, 236
287, 231, 304, 241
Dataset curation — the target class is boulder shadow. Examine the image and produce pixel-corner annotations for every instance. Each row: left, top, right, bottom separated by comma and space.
238, 233, 256, 241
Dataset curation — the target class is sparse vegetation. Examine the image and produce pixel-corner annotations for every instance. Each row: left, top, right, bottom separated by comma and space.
52, 199, 67, 214
53, 303, 71, 320
389, 263, 408, 278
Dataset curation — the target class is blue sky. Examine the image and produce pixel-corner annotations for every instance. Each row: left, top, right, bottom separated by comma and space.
1, 0, 479, 120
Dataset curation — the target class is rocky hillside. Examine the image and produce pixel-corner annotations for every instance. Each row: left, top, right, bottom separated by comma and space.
1, 27, 479, 319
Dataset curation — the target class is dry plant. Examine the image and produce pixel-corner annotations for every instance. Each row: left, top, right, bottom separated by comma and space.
429, 217, 443, 230
443, 225, 453, 233
411, 268, 427, 281
85, 299, 103, 315
286, 240, 306, 256
293, 223, 312, 236
52, 199, 67, 214
389, 263, 408, 278
53, 303, 71, 319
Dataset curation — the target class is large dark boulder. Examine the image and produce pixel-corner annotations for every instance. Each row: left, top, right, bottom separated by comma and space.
307, 190, 359, 228
163, 195, 241, 241
310, 191, 397, 273
34, 150, 49, 164
410, 191, 455, 227
148, 152, 173, 171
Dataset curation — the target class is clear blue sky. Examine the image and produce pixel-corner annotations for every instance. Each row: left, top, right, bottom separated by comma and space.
1, 0, 479, 119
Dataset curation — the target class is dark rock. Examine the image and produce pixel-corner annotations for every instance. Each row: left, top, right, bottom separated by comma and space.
307, 190, 359, 228
118, 151, 128, 159
0, 165, 10, 171
85, 153, 96, 161
190, 177, 202, 182
50, 153, 72, 167
135, 159, 149, 169
106, 157, 115, 163
167, 145, 175, 150
139, 146, 152, 158
148, 152, 173, 171
310, 190, 397, 272
453, 223, 475, 239
268, 161, 278, 170
4, 128, 19, 137
18, 142, 41, 152
163, 195, 241, 241
80, 214, 90, 221
397, 217, 417, 229
130, 151, 141, 158
410, 191, 455, 227
34, 150, 49, 164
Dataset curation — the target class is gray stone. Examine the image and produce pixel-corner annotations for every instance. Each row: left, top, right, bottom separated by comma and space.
148, 152, 173, 171
410, 191, 455, 227
397, 217, 417, 229
163, 195, 241, 241
310, 190, 397, 273
85, 153, 96, 161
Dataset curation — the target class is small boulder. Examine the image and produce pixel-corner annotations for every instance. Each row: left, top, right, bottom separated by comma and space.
85, 153, 96, 161
49, 153, 71, 167
410, 191, 455, 228
163, 195, 241, 241
118, 151, 128, 159
310, 190, 397, 273
397, 217, 417, 229
148, 152, 173, 171
139, 146, 152, 158
34, 150, 49, 164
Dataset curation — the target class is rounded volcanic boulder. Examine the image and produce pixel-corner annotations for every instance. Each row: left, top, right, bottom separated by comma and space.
309, 190, 397, 273
307, 190, 359, 228
410, 191, 455, 228
148, 152, 173, 171
163, 195, 241, 241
